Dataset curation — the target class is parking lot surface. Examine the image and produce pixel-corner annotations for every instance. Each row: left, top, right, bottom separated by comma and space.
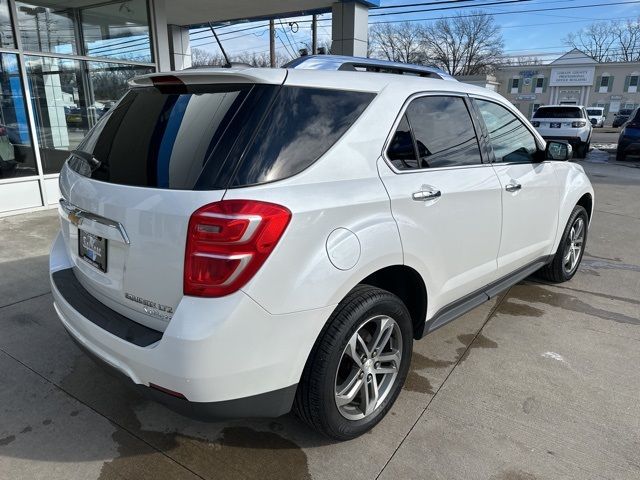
1, 151, 639, 480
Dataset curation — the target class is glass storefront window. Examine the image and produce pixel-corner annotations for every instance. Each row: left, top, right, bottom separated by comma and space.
0, 53, 37, 179
26, 56, 84, 173
83, 0, 152, 63
16, 1, 152, 62
16, 2, 77, 54
0, 0, 15, 48
89, 61, 154, 105
26, 55, 153, 174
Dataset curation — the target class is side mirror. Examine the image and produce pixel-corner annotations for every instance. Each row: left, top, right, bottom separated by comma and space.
546, 141, 572, 161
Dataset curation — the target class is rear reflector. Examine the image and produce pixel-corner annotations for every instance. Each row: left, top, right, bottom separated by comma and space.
184, 200, 291, 297
149, 383, 187, 399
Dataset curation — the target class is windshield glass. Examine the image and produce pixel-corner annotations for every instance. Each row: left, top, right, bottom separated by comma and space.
587, 109, 602, 116
533, 107, 583, 119
618, 109, 633, 116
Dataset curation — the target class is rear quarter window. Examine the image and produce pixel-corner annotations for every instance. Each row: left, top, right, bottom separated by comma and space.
230, 87, 375, 187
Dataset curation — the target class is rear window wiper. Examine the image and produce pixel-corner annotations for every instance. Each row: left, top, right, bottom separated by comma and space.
69, 150, 101, 174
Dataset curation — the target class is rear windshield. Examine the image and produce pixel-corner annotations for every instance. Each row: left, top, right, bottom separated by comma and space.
68, 83, 375, 190
533, 107, 583, 119
586, 109, 603, 116
618, 109, 634, 116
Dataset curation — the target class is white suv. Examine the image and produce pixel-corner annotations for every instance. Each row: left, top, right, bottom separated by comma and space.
531, 105, 593, 158
586, 107, 606, 128
50, 56, 594, 440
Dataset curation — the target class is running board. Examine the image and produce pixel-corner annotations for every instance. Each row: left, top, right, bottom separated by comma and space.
419, 256, 553, 338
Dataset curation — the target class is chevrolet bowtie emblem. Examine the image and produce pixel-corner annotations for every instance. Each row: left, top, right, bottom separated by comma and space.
68, 211, 82, 227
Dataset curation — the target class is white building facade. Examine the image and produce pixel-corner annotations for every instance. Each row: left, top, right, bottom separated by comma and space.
495, 49, 640, 119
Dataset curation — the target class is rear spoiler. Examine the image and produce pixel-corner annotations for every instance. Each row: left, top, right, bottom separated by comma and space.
129, 68, 287, 88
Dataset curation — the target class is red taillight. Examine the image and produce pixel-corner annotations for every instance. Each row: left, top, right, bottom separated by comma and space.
184, 200, 291, 297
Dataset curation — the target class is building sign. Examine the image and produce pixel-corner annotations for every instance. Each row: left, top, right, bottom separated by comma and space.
519, 70, 539, 78
515, 94, 537, 101
549, 67, 595, 86
611, 95, 623, 100
559, 89, 581, 103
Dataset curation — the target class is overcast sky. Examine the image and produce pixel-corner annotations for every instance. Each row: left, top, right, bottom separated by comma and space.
189, 0, 640, 63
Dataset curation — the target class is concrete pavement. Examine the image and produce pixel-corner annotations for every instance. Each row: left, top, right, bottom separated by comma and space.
0, 152, 639, 480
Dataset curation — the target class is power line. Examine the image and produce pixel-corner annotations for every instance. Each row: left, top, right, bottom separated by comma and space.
368, 0, 640, 24
191, 29, 268, 48
189, 23, 269, 41
370, 0, 534, 17
278, 19, 298, 56
374, 0, 484, 9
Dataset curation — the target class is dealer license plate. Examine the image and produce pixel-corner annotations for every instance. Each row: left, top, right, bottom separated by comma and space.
78, 229, 107, 272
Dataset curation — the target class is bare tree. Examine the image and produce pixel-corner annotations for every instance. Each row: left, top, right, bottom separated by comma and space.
420, 11, 504, 75
564, 22, 617, 62
501, 55, 545, 66
191, 48, 289, 68
191, 48, 222, 67
612, 18, 640, 62
563, 18, 640, 62
369, 22, 428, 64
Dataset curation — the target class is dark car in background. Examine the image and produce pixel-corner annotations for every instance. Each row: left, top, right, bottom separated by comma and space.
613, 108, 635, 128
617, 108, 640, 161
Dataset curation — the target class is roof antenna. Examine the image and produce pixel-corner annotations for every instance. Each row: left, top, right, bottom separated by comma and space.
208, 22, 232, 68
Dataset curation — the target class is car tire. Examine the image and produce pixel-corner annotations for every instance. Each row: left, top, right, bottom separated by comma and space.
616, 149, 626, 162
293, 284, 413, 440
578, 141, 589, 158
537, 205, 588, 283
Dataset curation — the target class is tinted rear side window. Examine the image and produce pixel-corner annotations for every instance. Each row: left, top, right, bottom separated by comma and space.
231, 87, 374, 187
403, 96, 482, 168
533, 107, 583, 119
387, 115, 418, 170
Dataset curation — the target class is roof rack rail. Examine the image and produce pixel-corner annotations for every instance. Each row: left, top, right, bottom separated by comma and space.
283, 55, 457, 81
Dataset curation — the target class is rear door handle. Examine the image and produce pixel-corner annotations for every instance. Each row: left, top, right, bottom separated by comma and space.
412, 189, 441, 201
505, 183, 522, 192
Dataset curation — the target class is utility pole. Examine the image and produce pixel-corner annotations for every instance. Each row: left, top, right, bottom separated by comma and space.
269, 19, 276, 67
311, 14, 317, 55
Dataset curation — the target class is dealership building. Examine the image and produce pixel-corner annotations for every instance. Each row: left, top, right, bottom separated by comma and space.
495, 49, 640, 119
0, 0, 377, 216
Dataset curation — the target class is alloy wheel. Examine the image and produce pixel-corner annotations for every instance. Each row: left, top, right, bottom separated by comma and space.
334, 315, 403, 421
563, 216, 585, 274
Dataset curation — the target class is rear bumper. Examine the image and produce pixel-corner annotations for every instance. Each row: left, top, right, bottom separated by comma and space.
50, 232, 333, 418
539, 135, 586, 147
69, 332, 297, 420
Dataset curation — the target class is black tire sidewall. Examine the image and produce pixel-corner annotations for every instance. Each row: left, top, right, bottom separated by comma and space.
557, 206, 589, 281
318, 290, 413, 439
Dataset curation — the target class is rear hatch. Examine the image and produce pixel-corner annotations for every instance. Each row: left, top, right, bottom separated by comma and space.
58, 70, 286, 331
532, 106, 586, 132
